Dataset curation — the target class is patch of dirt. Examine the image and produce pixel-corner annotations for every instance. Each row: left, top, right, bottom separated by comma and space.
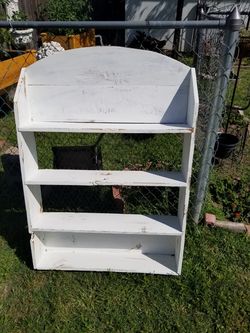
0, 282, 11, 301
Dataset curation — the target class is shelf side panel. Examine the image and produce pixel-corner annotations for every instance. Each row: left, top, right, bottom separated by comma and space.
187, 68, 199, 128
176, 69, 198, 274
176, 134, 196, 273
16, 131, 42, 232
14, 68, 30, 128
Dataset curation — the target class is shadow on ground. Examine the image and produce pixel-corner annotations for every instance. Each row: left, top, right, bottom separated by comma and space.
0, 154, 32, 267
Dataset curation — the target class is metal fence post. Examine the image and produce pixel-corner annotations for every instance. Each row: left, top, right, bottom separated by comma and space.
192, 6, 242, 224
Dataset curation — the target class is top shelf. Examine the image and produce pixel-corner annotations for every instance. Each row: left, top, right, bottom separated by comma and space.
15, 47, 198, 128
18, 122, 193, 133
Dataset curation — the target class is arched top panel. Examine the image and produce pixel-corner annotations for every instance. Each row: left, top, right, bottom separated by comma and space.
23, 46, 195, 124
26, 46, 190, 86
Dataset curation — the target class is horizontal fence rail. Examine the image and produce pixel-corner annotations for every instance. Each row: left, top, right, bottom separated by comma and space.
0, 20, 228, 29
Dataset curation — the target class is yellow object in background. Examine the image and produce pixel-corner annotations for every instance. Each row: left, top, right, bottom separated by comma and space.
0, 50, 36, 90
40, 29, 96, 50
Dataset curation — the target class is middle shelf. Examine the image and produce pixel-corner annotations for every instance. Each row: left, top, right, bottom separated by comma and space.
25, 170, 187, 187
31, 213, 182, 235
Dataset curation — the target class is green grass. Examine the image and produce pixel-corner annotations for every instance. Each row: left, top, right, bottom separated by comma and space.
34, 132, 183, 171
0, 213, 249, 332
227, 65, 250, 118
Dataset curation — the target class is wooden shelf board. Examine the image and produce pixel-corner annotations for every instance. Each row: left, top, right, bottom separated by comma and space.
25, 170, 187, 187
32, 213, 182, 236
19, 122, 193, 133
35, 249, 178, 275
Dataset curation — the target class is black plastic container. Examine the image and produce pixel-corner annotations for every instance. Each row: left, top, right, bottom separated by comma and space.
52, 145, 102, 170
215, 133, 239, 159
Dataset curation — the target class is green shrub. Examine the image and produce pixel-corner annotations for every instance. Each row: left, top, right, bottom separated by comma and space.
209, 174, 250, 222
39, 0, 92, 34
0, 1, 11, 48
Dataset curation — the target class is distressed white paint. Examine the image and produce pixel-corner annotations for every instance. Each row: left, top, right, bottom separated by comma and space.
19, 122, 193, 133
36, 231, 176, 254
32, 232, 178, 274
14, 79, 42, 233
28, 84, 189, 123
25, 170, 187, 187
176, 69, 199, 274
23, 47, 190, 124
14, 69, 29, 128
32, 213, 182, 235
26, 47, 189, 86
37, 252, 178, 274
30, 233, 44, 268
35, 247, 178, 275
15, 46, 198, 275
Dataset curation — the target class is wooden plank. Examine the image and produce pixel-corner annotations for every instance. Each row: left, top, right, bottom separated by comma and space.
24, 46, 191, 123
26, 47, 190, 86
16, 130, 42, 233
19, 0, 46, 20
27, 84, 188, 123
18, 122, 193, 133
0, 50, 36, 90
176, 134, 195, 274
25, 169, 187, 187
187, 68, 199, 128
35, 249, 178, 275
32, 232, 178, 274
40, 30, 96, 49
32, 213, 182, 235
38, 231, 176, 253
175, 69, 199, 274
18, 132, 39, 177
30, 233, 44, 268
14, 69, 27, 128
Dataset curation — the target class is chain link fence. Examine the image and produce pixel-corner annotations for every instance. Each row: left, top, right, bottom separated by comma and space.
0, 10, 246, 226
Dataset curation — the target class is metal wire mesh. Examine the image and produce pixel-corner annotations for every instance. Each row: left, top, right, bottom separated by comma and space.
34, 132, 182, 215
0, 14, 243, 223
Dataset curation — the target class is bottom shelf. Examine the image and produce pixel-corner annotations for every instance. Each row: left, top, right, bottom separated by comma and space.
35, 249, 178, 275
31, 232, 179, 275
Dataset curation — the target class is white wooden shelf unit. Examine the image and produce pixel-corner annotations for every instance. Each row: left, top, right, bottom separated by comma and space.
14, 46, 198, 275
